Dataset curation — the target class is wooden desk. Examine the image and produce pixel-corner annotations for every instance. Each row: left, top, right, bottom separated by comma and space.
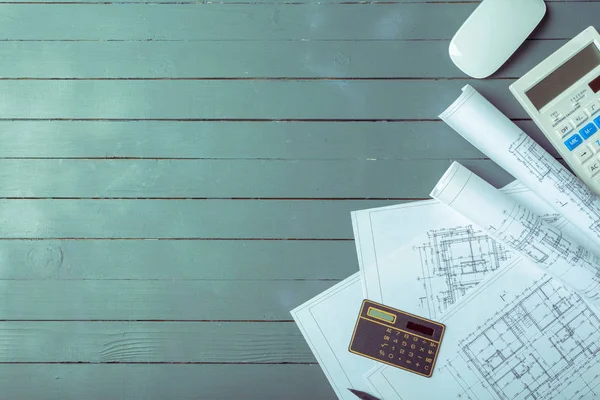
0, 1, 591, 398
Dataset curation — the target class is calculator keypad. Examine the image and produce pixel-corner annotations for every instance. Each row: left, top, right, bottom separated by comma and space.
349, 300, 444, 378
560, 101, 600, 177
370, 326, 438, 376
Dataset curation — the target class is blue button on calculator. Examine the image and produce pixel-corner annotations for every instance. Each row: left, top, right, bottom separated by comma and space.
595, 116, 600, 129
580, 123, 598, 139
564, 134, 584, 151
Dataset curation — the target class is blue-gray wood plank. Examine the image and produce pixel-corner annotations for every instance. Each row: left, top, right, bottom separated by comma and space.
0, 0, 594, 398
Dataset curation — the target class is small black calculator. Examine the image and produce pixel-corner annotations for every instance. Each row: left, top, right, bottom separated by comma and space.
348, 300, 445, 378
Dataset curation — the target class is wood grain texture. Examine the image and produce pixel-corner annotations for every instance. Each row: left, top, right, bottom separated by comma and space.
0, 280, 333, 320
0, 364, 334, 399
0, 159, 513, 198
0, 0, 591, 397
0, 79, 524, 119
0, 120, 557, 159
0, 40, 566, 79
0, 321, 315, 363
0, 3, 593, 40
2, 240, 357, 280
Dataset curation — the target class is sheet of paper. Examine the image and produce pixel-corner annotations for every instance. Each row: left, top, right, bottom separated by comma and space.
291, 273, 376, 400
353, 169, 600, 399
351, 181, 571, 319
351, 198, 458, 300
368, 257, 600, 400
431, 162, 600, 303
349, 168, 527, 297
440, 85, 600, 250
295, 181, 553, 398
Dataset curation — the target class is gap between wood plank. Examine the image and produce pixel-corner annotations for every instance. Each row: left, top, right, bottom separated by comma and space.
0, 77, 519, 80
0, 319, 297, 321
0, 157, 492, 160
0, 118, 534, 121
0, 237, 355, 240
0, 197, 431, 200
0, 278, 340, 281
0, 38, 577, 43
0, 361, 317, 364
0, 157, 563, 162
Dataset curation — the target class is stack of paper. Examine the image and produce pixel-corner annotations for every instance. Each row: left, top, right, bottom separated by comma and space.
291, 85, 600, 400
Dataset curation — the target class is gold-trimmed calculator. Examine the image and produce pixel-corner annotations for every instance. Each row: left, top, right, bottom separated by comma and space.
348, 300, 445, 378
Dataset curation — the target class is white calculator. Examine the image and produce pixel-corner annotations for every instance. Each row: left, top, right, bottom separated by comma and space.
510, 26, 600, 195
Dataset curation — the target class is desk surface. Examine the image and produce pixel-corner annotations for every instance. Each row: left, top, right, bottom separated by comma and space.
0, 1, 593, 398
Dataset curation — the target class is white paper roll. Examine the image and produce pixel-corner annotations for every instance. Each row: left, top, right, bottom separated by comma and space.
432, 162, 600, 302
440, 85, 600, 250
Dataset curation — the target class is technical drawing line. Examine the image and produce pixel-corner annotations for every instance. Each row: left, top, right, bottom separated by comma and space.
414, 225, 511, 319
432, 162, 600, 305
445, 276, 600, 400
440, 85, 600, 251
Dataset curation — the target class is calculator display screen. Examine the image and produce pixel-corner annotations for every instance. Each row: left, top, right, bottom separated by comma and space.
526, 43, 600, 110
406, 321, 434, 337
591, 75, 600, 93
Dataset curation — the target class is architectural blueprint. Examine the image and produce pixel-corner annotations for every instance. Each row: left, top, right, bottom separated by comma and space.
290, 182, 551, 398
359, 89, 600, 400
440, 85, 600, 250
301, 171, 600, 399
431, 162, 600, 304
293, 87, 600, 400
357, 198, 600, 399
351, 197, 460, 300
351, 182, 568, 319
367, 259, 600, 400
360, 219, 517, 320
414, 208, 561, 316
414, 225, 510, 318
447, 276, 600, 400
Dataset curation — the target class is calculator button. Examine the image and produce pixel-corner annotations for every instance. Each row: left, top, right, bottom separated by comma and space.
588, 135, 600, 152
556, 122, 574, 137
587, 160, 600, 177
595, 115, 600, 128
587, 101, 600, 117
572, 111, 588, 126
575, 147, 594, 164
564, 134, 583, 151
580, 123, 598, 139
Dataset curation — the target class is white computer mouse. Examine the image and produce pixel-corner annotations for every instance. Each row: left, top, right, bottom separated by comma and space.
449, 0, 547, 79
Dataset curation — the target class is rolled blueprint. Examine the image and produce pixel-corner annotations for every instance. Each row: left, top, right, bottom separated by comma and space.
440, 85, 600, 249
431, 162, 600, 302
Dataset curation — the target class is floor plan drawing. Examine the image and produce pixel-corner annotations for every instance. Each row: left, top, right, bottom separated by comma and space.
444, 276, 600, 400
439, 85, 600, 249
431, 162, 600, 304
509, 132, 600, 234
416, 225, 511, 319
